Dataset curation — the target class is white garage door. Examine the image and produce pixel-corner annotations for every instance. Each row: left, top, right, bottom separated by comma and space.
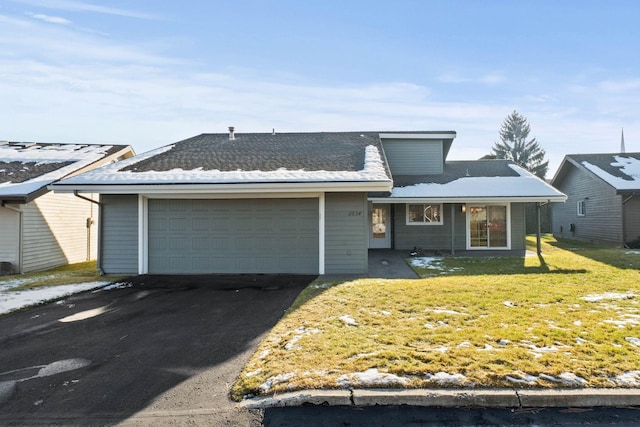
148, 198, 319, 274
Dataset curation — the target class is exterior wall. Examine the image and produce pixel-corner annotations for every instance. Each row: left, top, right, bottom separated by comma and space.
510, 203, 526, 252
21, 192, 98, 273
381, 139, 443, 175
393, 202, 526, 254
100, 194, 138, 275
0, 206, 20, 272
624, 196, 640, 244
552, 165, 623, 245
393, 203, 466, 251
324, 192, 368, 274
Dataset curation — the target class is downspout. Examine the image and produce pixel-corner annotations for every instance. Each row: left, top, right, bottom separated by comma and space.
73, 191, 104, 275
536, 203, 541, 255
1, 202, 23, 274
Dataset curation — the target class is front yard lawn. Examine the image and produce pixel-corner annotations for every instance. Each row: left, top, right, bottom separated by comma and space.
232, 236, 640, 400
0, 261, 109, 291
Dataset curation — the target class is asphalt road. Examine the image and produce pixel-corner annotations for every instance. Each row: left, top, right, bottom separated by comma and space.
262, 406, 640, 426
0, 274, 313, 426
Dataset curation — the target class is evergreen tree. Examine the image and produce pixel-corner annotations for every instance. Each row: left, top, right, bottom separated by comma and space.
491, 110, 549, 178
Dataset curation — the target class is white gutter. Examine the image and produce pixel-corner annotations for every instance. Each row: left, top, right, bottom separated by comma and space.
368, 196, 567, 203
51, 180, 393, 195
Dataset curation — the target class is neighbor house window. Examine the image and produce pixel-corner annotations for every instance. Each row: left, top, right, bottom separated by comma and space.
577, 200, 586, 216
467, 204, 510, 249
407, 204, 442, 225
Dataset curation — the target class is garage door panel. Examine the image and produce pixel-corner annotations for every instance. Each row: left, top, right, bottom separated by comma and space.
148, 198, 318, 274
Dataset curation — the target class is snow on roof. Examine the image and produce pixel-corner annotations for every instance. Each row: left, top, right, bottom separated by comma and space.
581, 155, 640, 190
388, 164, 566, 200
59, 144, 390, 185
0, 143, 116, 198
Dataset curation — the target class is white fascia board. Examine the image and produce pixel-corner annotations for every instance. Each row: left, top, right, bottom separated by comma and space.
369, 196, 567, 204
379, 133, 456, 140
50, 180, 393, 194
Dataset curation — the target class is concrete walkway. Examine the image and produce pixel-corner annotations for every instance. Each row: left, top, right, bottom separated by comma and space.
366, 249, 418, 279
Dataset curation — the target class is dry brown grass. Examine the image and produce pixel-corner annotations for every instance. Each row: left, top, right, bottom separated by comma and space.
232, 236, 640, 400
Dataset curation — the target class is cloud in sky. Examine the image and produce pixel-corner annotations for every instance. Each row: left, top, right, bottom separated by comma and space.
1, 3, 639, 177
25, 11, 70, 24
12, 0, 158, 20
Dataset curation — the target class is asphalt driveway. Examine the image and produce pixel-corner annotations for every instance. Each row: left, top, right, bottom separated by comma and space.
0, 274, 313, 426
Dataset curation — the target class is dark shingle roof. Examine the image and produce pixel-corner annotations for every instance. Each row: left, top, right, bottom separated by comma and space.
392, 160, 520, 187
0, 142, 131, 202
121, 132, 386, 173
566, 152, 640, 182
0, 161, 74, 184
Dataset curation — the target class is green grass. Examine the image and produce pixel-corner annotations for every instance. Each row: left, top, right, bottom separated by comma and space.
0, 261, 124, 291
231, 235, 640, 400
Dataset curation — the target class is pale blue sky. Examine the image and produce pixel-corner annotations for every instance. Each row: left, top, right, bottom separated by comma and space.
1, 0, 639, 176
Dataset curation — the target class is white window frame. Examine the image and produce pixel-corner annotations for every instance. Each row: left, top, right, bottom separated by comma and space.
577, 200, 586, 217
406, 203, 443, 225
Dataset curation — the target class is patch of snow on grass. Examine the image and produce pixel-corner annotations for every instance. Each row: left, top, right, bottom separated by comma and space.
339, 315, 358, 326
605, 317, 640, 328
258, 350, 270, 360
582, 292, 636, 302
506, 373, 539, 385
431, 308, 462, 315
245, 368, 262, 378
611, 371, 640, 386
425, 372, 469, 386
625, 337, 640, 347
409, 257, 463, 275
259, 372, 296, 393
0, 281, 111, 315
380, 310, 391, 316
503, 301, 516, 307
539, 373, 587, 387
626, 251, 640, 255
0, 275, 60, 291
337, 368, 407, 387
309, 282, 335, 290
284, 326, 320, 350
409, 257, 442, 269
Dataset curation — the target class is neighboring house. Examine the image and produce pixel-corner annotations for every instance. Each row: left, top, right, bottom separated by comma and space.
550, 152, 640, 246
0, 142, 134, 274
51, 130, 565, 276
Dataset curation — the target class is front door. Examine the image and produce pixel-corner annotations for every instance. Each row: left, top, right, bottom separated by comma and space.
369, 204, 391, 248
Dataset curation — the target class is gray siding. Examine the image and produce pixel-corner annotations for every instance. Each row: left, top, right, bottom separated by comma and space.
393, 202, 526, 254
100, 194, 138, 274
624, 196, 640, 243
552, 164, 623, 245
381, 139, 443, 175
325, 192, 368, 274
393, 203, 465, 251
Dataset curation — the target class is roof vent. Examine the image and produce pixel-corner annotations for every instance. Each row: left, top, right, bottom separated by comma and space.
228, 126, 235, 141
272, 128, 276, 135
